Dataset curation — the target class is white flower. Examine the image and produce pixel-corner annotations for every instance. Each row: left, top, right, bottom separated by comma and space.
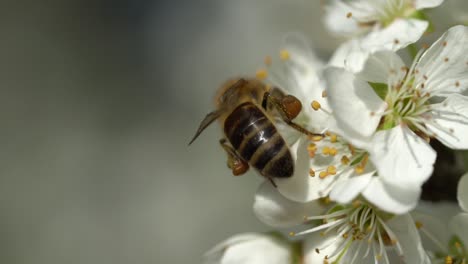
323, 25, 468, 210
203, 232, 294, 264
325, 0, 444, 72
254, 182, 430, 264
412, 173, 468, 263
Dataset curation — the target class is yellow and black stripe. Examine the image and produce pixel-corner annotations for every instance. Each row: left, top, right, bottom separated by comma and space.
224, 102, 293, 178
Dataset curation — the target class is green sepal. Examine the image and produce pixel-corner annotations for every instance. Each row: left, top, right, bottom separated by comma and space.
368, 82, 388, 100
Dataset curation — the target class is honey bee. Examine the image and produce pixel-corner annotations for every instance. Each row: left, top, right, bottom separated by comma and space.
189, 78, 321, 187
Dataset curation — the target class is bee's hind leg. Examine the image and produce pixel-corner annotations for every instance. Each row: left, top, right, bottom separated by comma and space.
219, 138, 249, 176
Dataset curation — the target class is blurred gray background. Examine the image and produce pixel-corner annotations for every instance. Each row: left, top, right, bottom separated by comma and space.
0, 1, 461, 263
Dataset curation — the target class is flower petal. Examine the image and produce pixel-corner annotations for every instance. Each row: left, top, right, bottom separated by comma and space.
449, 213, 468, 247
458, 173, 468, 212
362, 177, 422, 214
386, 214, 431, 264
416, 25, 468, 95
303, 233, 343, 264
358, 50, 406, 83
414, 0, 445, 9
361, 18, 428, 53
329, 171, 373, 204
204, 233, 292, 264
369, 125, 436, 188
323, 0, 375, 37
328, 39, 368, 74
325, 67, 387, 147
276, 137, 333, 202
253, 181, 323, 228
427, 94, 468, 149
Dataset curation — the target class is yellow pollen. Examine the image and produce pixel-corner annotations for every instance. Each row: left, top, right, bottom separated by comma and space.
376, 254, 382, 261
289, 231, 296, 237
348, 144, 356, 155
255, 69, 268, 80
311, 100, 321, 111
455, 241, 462, 249
307, 143, 317, 151
327, 165, 337, 175
341, 155, 350, 165
391, 239, 398, 245
322, 146, 331, 155
415, 221, 423, 229
329, 134, 337, 143
309, 168, 316, 177
323, 197, 331, 204
355, 165, 364, 174
280, 49, 290, 61
264, 55, 272, 66
329, 147, 337, 156
322, 90, 327, 98
319, 171, 329, 179
445, 256, 453, 264
346, 12, 352, 18
325, 131, 331, 136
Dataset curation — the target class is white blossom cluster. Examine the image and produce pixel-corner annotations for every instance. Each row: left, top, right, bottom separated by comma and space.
204, 1, 468, 263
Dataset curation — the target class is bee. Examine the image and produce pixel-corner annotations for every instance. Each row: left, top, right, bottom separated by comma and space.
189, 78, 321, 187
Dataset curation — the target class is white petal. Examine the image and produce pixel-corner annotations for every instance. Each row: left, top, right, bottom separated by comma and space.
386, 214, 431, 264
458, 173, 468, 212
427, 94, 468, 149
361, 18, 428, 52
412, 209, 452, 251
328, 39, 369, 74
253, 181, 323, 228
204, 233, 291, 264
414, 0, 445, 9
358, 50, 406, 83
362, 177, 422, 214
329, 172, 373, 204
325, 67, 387, 146
323, 0, 374, 37
369, 125, 436, 188
449, 213, 468, 247
416, 25, 468, 95
276, 137, 331, 202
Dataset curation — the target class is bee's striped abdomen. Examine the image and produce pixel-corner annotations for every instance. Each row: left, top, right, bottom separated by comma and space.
224, 102, 293, 178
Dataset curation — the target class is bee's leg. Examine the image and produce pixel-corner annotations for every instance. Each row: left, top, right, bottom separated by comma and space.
219, 139, 249, 176
262, 88, 323, 137
267, 177, 278, 188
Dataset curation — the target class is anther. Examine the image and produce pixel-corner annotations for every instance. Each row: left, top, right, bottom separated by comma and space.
255, 69, 268, 80
310, 135, 324, 142
322, 90, 327, 98
319, 171, 329, 179
444, 57, 449, 62
322, 146, 331, 155
289, 232, 296, 237
415, 221, 423, 229
327, 165, 337, 175
394, 39, 400, 44
315, 248, 320, 254
341, 155, 350, 165
311, 100, 321, 111
355, 165, 364, 174
456, 81, 460, 87
423, 75, 428, 80
346, 12, 352, 18
309, 168, 316, 177
280, 49, 290, 61
445, 255, 453, 264
264, 55, 272, 66
329, 134, 337, 143
443, 41, 448, 47
329, 148, 337, 156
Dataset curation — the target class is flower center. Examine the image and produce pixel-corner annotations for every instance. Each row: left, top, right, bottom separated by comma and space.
291, 201, 400, 264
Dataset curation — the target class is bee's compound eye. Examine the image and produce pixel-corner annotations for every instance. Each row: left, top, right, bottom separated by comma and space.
282, 95, 302, 120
